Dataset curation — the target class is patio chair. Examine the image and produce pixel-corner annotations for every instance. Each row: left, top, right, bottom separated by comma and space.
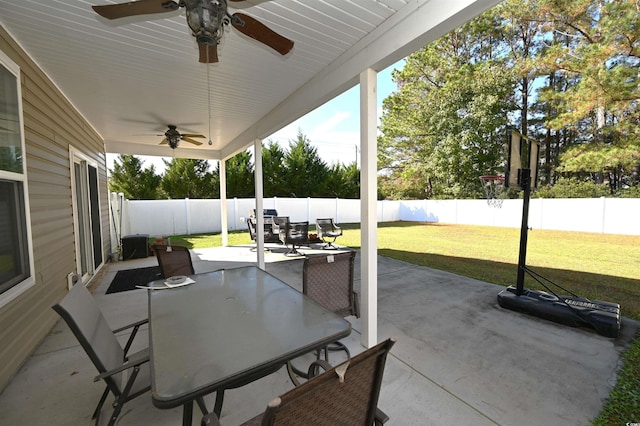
153, 243, 195, 278
201, 338, 396, 426
278, 219, 309, 256
316, 218, 343, 249
271, 216, 289, 240
247, 217, 274, 251
287, 251, 358, 384
52, 283, 151, 426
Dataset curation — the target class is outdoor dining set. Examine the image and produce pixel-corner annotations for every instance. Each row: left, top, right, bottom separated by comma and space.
52, 222, 395, 426
246, 209, 344, 255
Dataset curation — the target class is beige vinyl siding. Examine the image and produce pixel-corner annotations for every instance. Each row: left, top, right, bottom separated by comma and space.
0, 25, 110, 391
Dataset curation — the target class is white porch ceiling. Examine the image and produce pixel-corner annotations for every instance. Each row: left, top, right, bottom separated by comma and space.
0, 0, 498, 161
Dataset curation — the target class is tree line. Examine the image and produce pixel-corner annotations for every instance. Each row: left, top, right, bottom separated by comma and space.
111, 0, 640, 201
378, 0, 640, 200
108, 132, 360, 200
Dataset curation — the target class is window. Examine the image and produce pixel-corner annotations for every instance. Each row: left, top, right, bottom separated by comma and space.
0, 50, 34, 307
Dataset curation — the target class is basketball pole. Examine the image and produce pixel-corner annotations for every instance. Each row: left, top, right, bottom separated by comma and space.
515, 169, 531, 296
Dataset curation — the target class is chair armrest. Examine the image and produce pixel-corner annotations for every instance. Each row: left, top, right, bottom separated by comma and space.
113, 318, 148, 334
201, 412, 222, 426
113, 318, 149, 355
93, 348, 149, 382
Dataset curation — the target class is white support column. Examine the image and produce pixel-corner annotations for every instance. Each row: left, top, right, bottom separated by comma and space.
360, 68, 378, 348
254, 138, 265, 270
219, 160, 228, 246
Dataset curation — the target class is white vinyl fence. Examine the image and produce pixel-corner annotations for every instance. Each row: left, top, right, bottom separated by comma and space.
109, 195, 640, 248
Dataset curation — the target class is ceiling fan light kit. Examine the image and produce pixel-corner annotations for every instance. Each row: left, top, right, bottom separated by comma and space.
184, 0, 227, 46
160, 125, 205, 149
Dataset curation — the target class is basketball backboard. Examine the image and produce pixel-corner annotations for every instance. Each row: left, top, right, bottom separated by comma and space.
505, 129, 539, 190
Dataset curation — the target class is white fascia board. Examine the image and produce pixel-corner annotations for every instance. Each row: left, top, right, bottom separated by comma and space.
106, 140, 221, 161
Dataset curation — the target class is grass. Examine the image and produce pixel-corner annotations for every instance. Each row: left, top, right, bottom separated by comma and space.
166, 221, 640, 425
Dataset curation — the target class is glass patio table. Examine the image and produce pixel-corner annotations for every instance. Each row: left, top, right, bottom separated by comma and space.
147, 266, 352, 425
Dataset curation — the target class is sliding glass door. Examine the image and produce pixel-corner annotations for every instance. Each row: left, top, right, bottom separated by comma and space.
71, 150, 103, 282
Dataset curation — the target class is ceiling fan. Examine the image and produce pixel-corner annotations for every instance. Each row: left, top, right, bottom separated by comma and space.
160, 125, 205, 149
92, 0, 294, 63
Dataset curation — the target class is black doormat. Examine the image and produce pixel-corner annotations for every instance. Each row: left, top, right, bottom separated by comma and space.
106, 266, 162, 294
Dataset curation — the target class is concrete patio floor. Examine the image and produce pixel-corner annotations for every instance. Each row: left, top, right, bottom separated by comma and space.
0, 244, 637, 425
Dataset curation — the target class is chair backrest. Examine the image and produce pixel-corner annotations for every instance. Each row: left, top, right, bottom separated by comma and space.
303, 251, 357, 318
315, 218, 337, 235
261, 337, 396, 426
247, 217, 257, 240
248, 217, 274, 242
154, 244, 195, 278
281, 220, 309, 243
52, 284, 125, 395
272, 216, 288, 233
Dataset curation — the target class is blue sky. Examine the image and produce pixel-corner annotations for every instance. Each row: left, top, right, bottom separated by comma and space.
107, 62, 402, 172
265, 63, 400, 167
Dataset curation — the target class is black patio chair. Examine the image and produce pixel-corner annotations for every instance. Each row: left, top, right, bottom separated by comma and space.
316, 218, 343, 249
279, 219, 309, 256
271, 216, 289, 240
52, 284, 150, 426
201, 338, 396, 426
247, 217, 274, 251
153, 243, 194, 278
287, 251, 358, 385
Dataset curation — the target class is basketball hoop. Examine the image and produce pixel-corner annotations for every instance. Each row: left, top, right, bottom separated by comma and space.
479, 175, 506, 208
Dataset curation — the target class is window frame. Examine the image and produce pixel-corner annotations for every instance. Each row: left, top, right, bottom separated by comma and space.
0, 49, 35, 308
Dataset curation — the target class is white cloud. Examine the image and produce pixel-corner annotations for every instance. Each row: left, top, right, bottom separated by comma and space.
313, 111, 351, 134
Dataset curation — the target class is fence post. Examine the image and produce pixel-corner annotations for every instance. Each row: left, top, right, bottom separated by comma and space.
600, 196, 606, 234
184, 198, 190, 235
234, 198, 238, 231
455, 199, 458, 224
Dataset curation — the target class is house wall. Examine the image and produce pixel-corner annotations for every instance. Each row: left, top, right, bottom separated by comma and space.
0, 26, 109, 391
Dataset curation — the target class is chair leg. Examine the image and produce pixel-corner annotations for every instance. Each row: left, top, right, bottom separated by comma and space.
326, 341, 351, 361
108, 364, 141, 426
286, 361, 306, 386
92, 386, 110, 425
321, 237, 339, 249
285, 244, 302, 256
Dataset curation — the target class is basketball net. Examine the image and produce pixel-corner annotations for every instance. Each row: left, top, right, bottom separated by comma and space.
479, 175, 506, 208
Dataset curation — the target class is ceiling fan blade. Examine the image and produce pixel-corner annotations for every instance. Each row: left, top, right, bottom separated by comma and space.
159, 138, 168, 145
92, 0, 179, 20
181, 133, 206, 138
198, 42, 219, 63
182, 137, 203, 146
232, 13, 294, 56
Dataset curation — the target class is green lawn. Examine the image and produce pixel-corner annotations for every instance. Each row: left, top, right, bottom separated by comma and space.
168, 221, 640, 425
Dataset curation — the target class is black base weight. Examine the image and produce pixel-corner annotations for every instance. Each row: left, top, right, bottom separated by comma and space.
497, 286, 621, 338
